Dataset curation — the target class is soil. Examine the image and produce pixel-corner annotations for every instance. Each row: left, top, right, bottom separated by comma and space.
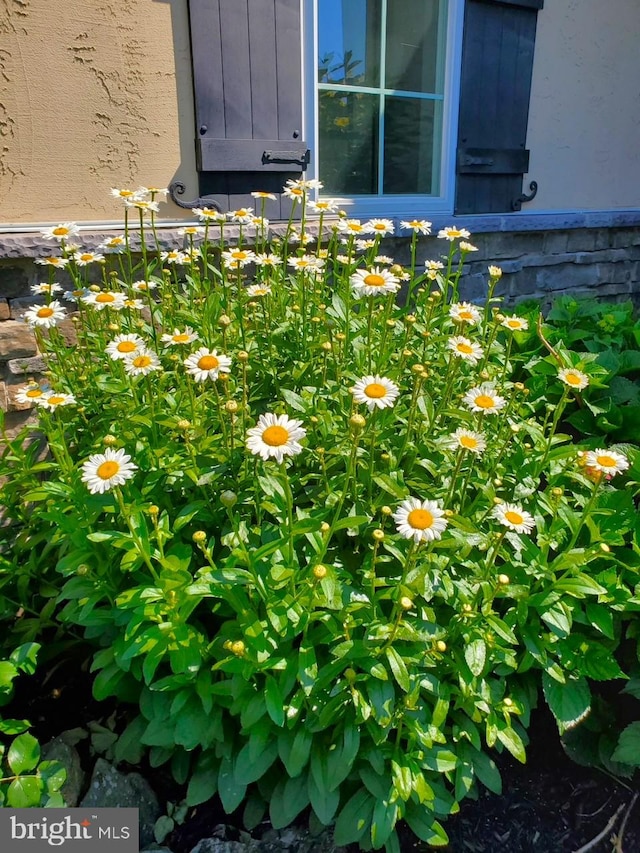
10, 654, 640, 853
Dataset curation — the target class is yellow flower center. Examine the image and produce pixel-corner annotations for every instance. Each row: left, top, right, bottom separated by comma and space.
26, 389, 43, 398
79, 254, 93, 262
364, 383, 387, 399
198, 355, 219, 370
596, 454, 616, 468
475, 394, 495, 409
262, 425, 289, 447
96, 293, 115, 303
47, 396, 65, 406
363, 274, 386, 287
409, 221, 420, 227
117, 341, 137, 353
407, 509, 434, 530
173, 334, 191, 343
232, 251, 248, 260
564, 372, 582, 386
52, 227, 69, 236
373, 223, 386, 231
456, 342, 474, 354
97, 461, 120, 479
119, 190, 134, 197
507, 320, 522, 329
37, 307, 54, 317
459, 311, 474, 321
460, 435, 478, 449
505, 510, 524, 526
132, 356, 151, 368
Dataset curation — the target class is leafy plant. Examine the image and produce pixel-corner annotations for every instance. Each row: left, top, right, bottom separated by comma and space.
0, 186, 638, 849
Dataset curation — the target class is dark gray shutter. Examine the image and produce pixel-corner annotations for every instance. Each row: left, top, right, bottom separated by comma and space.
454, 0, 543, 214
171, 0, 308, 218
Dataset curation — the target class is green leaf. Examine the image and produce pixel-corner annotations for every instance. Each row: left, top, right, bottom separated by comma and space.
385, 647, 410, 692
7, 732, 40, 774
298, 644, 318, 696
269, 776, 310, 828
154, 815, 175, 844
580, 644, 625, 681
554, 576, 607, 597
234, 738, 279, 785
496, 724, 526, 763
470, 748, 502, 795
7, 776, 44, 807
186, 751, 219, 806
540, 602, 572, 638
405, 804, 450, 846
308, 769, 340, 825
282, 728, 312, 778
334, 788, 374, 845
611, 722, 640, 766
218, 756, 246, 813
464, 639, 487, 677
264, 676, 285, 727
371, 797, 399, 848
543, 672, 591, 735
10, 642, 40, 675
585, 602, 615, 639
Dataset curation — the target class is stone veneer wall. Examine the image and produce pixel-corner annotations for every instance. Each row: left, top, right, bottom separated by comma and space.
1, 224, 639, 438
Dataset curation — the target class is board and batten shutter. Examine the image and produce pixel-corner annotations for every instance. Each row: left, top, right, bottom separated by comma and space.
172, 0, 308, 217
455, 0, 544, 214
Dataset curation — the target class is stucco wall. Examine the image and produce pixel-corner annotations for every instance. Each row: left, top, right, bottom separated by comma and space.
525, 0, 640, 211
0, 0, 196, 225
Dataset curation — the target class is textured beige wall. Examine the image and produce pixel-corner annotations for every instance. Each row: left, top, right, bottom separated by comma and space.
525, 0, 640, 211
0, 0, 197, 225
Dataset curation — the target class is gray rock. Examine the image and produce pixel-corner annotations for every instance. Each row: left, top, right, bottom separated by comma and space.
6, 354, 48, 375
190, 840, 256, 853
0, 320, 38, 360
140, 847, 174, 853
41, 736, 84, 807
80, 758, 161, 849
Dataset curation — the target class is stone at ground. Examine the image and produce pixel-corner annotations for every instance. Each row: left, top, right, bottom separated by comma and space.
80, 757, 161, 849
41, 735, 84, 807
0, 321, 37, 360
187, 825, 347, 853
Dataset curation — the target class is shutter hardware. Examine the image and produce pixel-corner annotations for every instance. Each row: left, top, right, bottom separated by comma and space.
263, 149, 310, 167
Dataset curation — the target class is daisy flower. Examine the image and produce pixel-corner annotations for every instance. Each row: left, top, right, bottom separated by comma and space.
132, 279, 158, 292
31, 283, 62, 297
350, 267, 400, 298
255, 253, 282, 267
352, 375, 400, 411
288, 229, 314, 245
488, 265, 503, 278
583, 449, 629, 476
446, 428, 486, 455
221, 248, 256, 269
501, 315, 529, 332
251, 191, 277, 200
24, 300, 66, 328
401, 219, 432, 235
160, 250, 189, 265
355, 239, 376, 250
287, 255, 324, 273
123, 349, 162, 376
178, 225, 204, 237
82, 291, 127, 311
125, 199, 160, 215
366, 218, 394, 236
558, 367, 589, 391
161, 327, 199, 347
337, 219, 370, 236
450, 302, 481, 325
438, 226, 471, 241
184, 348, 232, 382
63, 288, 88, 303
493, 502, 535, 535
73, 251, 105, 266
81, 447, 137, 495
15, 385, 47, 405
247, 284, 272, 297
41, 223, 80, 241
246, 413, 306, 463
137, 185, 168, 198
463, 383, 507, 415
288, 178, 323, 191
229, 207, 254, 223
308, 198, 339, 213
99, 235, 127, 252
39, 391, 77, 411
35, 256, 69, 269
123, 298, 145, 311
448, 336, 484, 365
459, 241, 478, 252
192, 207, 225, 222
111, 188, 140, 201
105, 334, 146, 360
425, 260, 444, 271
374, 255, 394, 265
393, 498, 448, 544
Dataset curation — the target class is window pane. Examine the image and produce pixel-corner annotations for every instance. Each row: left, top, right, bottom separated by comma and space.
383, 97, 436, 194
318, 0, 381, 87
385, 0, 441, 93
318, 91, 379, 194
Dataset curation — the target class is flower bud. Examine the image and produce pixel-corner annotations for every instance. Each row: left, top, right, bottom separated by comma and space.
498, 574, 510, 585
177, 419, 191, 430
344, 667, 357, 683
103, 434, 118, 446
321, 341, 332, 351
381, 506, 392, 516
335, 332, 346, 341
405, 315, 417, 324
77, 565, 89, 576
148, 505, 159, 516
225, 400, 239, 413
192, 530, 207, 543
381, 452, 390, 461
320, 522, 330, 533
436, 640, 447, 653
400, 596, 413, 611
444, 509, 453, 518
503, 697, 513, 707
551, 487, 563, 497
230, 640, 245, 656
462, 603, 472, 613
372, 529, 385, 542
108, 323, 119, 332
220, 490, 237, 508
349, 413, 366, 432
599, 542, 610, 553
238, 350, 249, 362
218, 314, 232, 327
313, 564, 328, 579
402, 349, 413, 358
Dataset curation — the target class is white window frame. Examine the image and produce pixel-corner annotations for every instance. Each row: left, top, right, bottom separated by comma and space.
302, 0, 465, 218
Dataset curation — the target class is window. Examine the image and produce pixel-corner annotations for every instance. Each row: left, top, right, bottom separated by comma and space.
305, 0, 465, 216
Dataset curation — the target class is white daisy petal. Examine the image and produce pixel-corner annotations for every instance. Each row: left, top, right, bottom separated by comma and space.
81, 447, 137, 494
493, 502, 535, 535
462, 383, 507, 415
246, 412, 306, 463
184, 347, 232, 382
352, 376, 400, 411
393, 498, 448, 544
584, 449, 629, 476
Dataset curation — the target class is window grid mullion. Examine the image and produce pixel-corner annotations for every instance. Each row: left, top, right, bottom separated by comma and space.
318, 83, 444, 102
